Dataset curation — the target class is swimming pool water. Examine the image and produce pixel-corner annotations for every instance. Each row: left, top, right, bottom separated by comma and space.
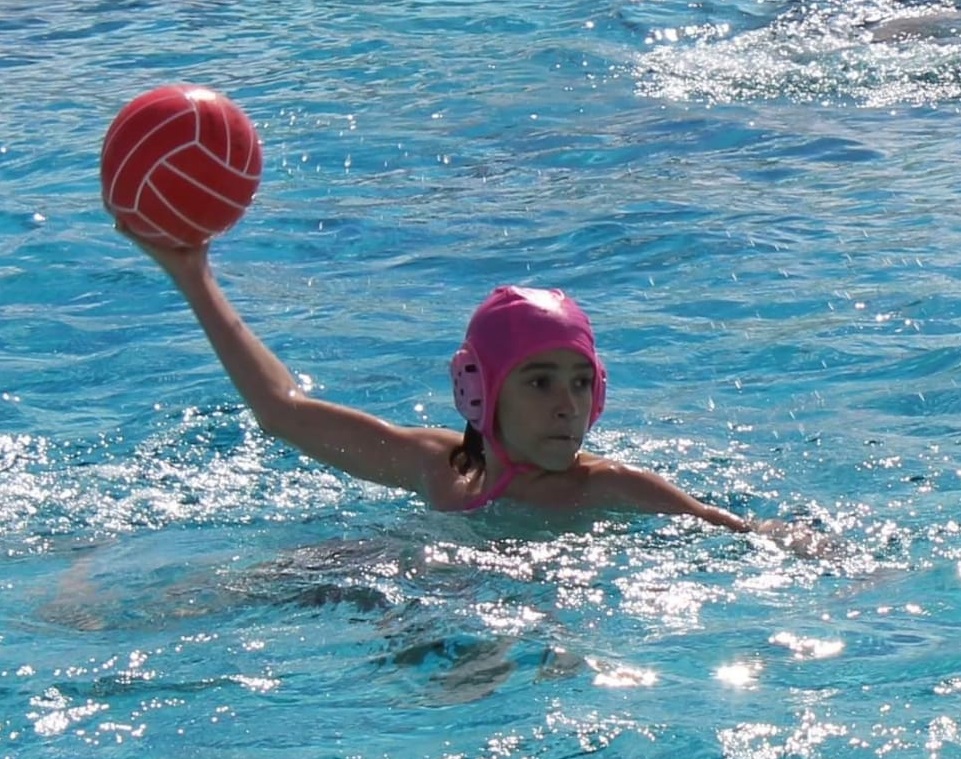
3, 0, 961, 756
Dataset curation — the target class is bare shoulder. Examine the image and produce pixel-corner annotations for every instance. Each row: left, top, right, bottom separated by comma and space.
397, 425, 462, 451
286, 407, 463, 496
383, 424, 462, 481
393, 425, 464, 476
575, 453, 749, 531
576, 453, 693, 507
513, 455, 651, 511
578, 454, 699, 507
402, 426, 476, 510
578, 454, 646, 495
516, 454, 637, 509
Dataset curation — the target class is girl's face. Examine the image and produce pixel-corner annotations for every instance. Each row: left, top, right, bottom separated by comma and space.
495, 348, 595, 470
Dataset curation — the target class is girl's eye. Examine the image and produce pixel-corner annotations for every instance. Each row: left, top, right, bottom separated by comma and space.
573, 376, 593, 391
529, 376, 550, 389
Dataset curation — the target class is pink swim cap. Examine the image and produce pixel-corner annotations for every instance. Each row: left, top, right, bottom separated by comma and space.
450, 286, 606, 441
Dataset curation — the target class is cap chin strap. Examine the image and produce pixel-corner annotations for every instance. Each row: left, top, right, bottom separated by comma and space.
460, 436, 534, 512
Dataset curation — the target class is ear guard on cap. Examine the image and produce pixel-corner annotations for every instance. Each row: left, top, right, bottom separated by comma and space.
592, 362, 607, 424
450, 344, 485, 430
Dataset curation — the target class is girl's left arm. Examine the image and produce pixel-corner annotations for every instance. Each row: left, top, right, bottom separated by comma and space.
589, 462, 837, 557
589, 462, 750, 531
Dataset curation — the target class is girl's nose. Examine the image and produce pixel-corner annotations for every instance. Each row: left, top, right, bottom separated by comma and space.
553, 387, 578, 418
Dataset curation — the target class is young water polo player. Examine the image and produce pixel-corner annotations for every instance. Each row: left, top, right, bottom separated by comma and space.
117, 225, 803, 538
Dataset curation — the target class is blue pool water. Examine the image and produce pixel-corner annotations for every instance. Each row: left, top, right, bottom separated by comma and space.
4, 0, 961, 756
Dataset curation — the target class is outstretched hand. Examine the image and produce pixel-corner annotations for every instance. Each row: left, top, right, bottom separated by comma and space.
751, 518, 843, 560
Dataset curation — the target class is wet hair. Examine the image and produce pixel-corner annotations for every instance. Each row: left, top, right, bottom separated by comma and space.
449, 423, 486, 476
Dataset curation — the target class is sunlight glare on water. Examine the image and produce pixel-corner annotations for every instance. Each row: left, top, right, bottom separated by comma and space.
630, 0, 961, 106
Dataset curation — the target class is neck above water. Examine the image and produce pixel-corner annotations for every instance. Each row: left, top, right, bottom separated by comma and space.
459, 436, 534, 512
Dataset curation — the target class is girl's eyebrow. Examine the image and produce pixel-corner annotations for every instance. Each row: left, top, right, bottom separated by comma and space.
518, 361, 594, 373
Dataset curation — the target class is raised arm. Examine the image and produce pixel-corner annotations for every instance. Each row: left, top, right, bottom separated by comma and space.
119, 228, 444, 493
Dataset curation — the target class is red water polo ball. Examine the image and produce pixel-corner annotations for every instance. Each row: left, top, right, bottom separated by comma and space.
101, 84, 263, 248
